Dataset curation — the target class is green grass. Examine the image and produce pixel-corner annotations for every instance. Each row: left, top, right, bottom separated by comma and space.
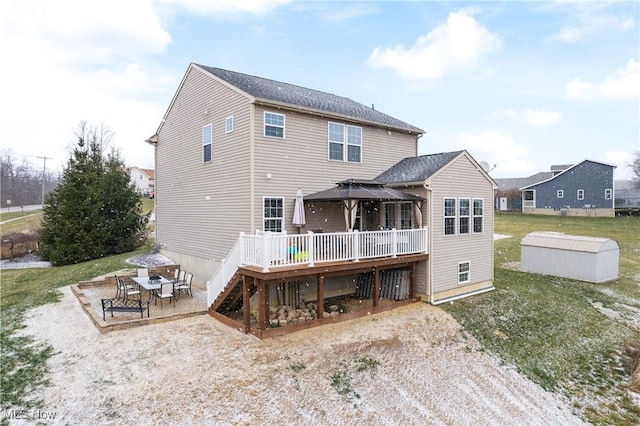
0, 247, 147, 414
444, 213, 640, 425
0, 211, 43, 235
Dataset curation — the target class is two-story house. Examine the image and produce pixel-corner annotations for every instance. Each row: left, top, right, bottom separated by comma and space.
147, 63, 496, 337
128, 166, 155, 197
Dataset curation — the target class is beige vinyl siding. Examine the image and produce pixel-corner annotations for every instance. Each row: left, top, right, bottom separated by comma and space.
251, 105, 418, 234
156, 66, 253, 270
428, 154, 495, 298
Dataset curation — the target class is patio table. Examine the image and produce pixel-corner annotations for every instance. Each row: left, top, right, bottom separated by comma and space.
131, 275, 172, 303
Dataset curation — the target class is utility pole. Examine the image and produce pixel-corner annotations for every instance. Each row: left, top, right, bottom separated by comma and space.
36, 156, 53, 207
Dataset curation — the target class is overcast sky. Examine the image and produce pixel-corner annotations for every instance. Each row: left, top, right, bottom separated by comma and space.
1, 0, 638, 179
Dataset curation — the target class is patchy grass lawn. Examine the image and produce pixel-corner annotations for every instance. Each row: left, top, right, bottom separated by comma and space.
444, 213, 640, 425
0, 245, 147, 417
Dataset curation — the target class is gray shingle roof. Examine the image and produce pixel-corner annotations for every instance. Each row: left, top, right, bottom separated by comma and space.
196, 64, 424, 134
494, 172, 554, 191
304, 179, 424, 202
374, 151, 464, 183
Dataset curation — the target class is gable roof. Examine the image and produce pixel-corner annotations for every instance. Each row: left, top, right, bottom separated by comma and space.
195, 64, 424, 134
374, 151, 465, 184
520, 159, 616, 190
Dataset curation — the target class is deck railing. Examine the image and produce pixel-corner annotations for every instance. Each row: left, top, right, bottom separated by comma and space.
207, 227, 428, 306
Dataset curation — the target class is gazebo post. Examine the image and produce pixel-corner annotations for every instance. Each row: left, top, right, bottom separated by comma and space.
243, 275, 251, 333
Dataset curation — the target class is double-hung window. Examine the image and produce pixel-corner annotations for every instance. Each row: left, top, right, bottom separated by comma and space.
264, 112, 284, 138
202, 124, 212, 163
605, 189, 612, 200
472, 199, 483, 233
458, 261, 470, 284
263, 197, 284, 232
459, 198, 470, 234
328, 122, 362, 163
557, 190, 564, 198
225, 116, 234, 133
577, 189, 584, 200
444, 198, 456, 235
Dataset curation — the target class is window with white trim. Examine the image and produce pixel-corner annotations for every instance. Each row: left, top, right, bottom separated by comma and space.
264, 112, 284, 138
263, 197, 284, 232
577, 189, 584, 200
328, 122, 362, 163
384, 203, 396, 229
605, 189, 612, 199
458, 261, 470, 284
473, 199, 483, 233
225, 116, 234, 133
557, 190, 564, 198
444, 198, 456, 235
202, 124, 212, 163
459, 198, 470, 234
400, 203, 412, 229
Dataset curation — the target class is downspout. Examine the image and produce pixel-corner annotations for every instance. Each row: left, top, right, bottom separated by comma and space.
424, 182, 434, 304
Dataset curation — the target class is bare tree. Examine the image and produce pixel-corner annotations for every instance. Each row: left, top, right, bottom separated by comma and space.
68, 121, 116, 156
631, 151, 640, 189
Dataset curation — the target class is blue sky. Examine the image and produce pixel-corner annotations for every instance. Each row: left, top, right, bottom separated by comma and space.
1, 0, 638, 179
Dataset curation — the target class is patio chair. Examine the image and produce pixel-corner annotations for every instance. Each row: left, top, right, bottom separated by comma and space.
137, 268, 149, 277
174, 272, 193, 300
115, 275, 125, 298
153, 282, 175, 308
172, 268, 180, 284
123, 278, 141, 300
176, 269, 186, 286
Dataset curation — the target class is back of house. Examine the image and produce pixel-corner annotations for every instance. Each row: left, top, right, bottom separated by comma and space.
147, 63, 424, 285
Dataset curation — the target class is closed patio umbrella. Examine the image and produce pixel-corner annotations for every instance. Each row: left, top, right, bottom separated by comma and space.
292, 188, 306, 230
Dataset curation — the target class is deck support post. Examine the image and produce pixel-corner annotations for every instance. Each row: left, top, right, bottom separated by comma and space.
258, 279, 269, 331
409, 263, 415, 299
242, 275, 251, 333
317, 274, 325, 320
373, 267, 380, 307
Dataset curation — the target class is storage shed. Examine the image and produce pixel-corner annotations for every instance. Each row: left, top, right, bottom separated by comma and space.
520, 232, 619, 283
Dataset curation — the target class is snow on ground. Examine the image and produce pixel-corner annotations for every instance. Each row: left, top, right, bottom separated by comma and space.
13, 286, 584, 425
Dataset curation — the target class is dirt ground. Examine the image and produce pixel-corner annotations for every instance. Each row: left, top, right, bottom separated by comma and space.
15, 285, 584, 425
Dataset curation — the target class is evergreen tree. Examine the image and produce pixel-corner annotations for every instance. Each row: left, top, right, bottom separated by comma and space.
39, 123, 148, 265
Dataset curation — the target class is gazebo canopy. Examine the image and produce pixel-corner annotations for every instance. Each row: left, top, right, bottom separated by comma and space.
304, 179, 424, 202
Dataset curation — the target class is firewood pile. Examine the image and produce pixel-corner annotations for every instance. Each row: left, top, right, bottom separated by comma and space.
268, 302, 341, 326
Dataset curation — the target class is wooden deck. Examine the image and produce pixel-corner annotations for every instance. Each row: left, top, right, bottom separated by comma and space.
209, 253, 428, 339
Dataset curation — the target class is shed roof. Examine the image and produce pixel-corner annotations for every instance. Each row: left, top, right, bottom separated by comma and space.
196, 64, 424, 134
304, 179, 424, 202
521, 232, 619, 253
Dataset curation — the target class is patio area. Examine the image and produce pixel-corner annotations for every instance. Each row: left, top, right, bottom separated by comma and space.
71, 270, 208, 332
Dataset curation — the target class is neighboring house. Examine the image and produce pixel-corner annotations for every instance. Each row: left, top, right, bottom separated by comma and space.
146, 63, 496, 337
520, 160, 615, 216
128, 167, 155, 197
614, 180, 640, 211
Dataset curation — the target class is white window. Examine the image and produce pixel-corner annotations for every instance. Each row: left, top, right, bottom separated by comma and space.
458, 261, 470, 284
577, 189, 584, 200
473, 199, 483, 233
263, 197, 284, 232
328, 122, 362, 163
605, 189, 612, 200
384, 203, 396, 229
225, 116, 234, 133
444, 198, 456, 235
264, 112, 284, 138
459, 198, 470, 234
202, 124, 212, 163
557, 190, 564, 198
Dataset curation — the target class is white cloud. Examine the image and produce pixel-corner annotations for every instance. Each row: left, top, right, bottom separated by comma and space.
566, 59, 640, 100
457, 131, 534, 175
495, 109, 562, 126
0, 0, 175, 170
157, 0, 291, 15
548, 1, 636, 42
367, 10, 501, 80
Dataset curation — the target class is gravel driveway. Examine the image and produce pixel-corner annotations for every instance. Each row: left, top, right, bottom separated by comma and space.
17, 286, 584, 425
